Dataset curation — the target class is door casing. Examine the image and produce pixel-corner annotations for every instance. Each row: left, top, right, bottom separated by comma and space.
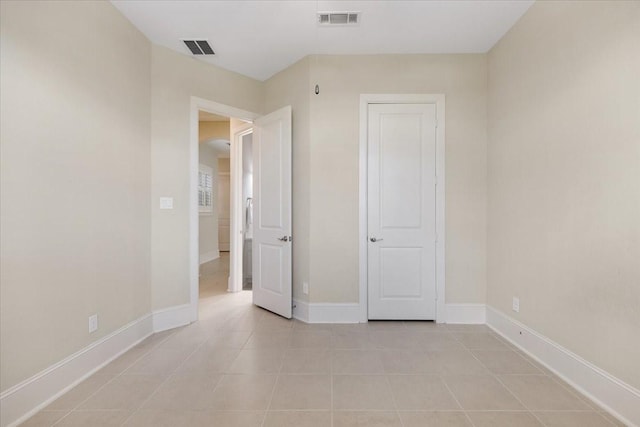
358, 94, 446, 323
189, 97, 259, 321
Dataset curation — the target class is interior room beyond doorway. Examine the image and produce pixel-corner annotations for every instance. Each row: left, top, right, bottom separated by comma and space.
198, 110, 254, 301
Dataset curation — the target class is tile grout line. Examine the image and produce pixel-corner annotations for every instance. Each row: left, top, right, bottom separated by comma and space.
383, 368, 406, 427
452, 329, 561, 427
259, 333, 287, 427
47, 329, 178, 427
117, 330, 210, 426
444, 330, 480, 427
330, 340, 334, 427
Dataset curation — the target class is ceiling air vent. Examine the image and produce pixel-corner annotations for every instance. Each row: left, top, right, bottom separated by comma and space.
183, 40, 215, 55
318, 12, 360, 26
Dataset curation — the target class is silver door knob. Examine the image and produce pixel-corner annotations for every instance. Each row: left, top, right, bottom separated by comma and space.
369, 237, 383, 242
277, 236, 289, 242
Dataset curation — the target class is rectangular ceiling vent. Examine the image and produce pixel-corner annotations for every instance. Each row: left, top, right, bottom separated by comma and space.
318, 12, 360, 26
183, 40, 215, 55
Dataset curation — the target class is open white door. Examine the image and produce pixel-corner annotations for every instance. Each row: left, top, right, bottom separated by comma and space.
252, 106, 292, 318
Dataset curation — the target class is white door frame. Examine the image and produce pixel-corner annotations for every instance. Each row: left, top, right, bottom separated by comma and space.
358, 94, 446, 323
189, 97, 259, 320
228, 124, 253, 293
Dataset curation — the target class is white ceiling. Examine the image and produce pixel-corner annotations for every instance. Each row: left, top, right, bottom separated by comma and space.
112, 0, 533, 81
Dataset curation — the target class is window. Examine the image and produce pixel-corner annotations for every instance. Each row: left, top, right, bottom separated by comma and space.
199, 164, 213, 214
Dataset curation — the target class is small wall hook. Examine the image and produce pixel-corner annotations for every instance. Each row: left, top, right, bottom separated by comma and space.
314, 84, 320, 95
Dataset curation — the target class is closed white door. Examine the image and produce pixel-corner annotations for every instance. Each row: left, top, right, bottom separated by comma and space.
252, 106, 292, 318
367, 103, 437, 320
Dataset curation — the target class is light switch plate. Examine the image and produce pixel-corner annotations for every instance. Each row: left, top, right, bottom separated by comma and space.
160, 197, 174, 209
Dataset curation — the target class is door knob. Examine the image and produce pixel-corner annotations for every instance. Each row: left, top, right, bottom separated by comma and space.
369, 237, 383, 242
277, 236, 289, 242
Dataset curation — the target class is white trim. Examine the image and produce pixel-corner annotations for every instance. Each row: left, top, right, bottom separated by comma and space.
292, 299, 310, 323
445, 304, 486, 324
0, 314, 153, 427
190, 97, 259, 319
199, 250, 219, 265
358, 94, 446, 323
152, 304, 194, 333
309, 303, 360, 323
228, 124, 253, 293
487, 306, 640, 427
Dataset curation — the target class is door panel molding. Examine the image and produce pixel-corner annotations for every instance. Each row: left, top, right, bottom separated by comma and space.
359, 94, 446, 323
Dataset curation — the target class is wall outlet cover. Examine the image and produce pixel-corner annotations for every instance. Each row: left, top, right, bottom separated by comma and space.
512, 297, 520, 313
88, 314, 98, 333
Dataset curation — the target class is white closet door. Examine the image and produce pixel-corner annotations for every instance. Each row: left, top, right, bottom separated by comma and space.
367, 103, 437, 320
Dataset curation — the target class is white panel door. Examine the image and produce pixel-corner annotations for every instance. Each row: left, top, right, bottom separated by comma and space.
252, 106, 292, 318
367, 103, 437, 319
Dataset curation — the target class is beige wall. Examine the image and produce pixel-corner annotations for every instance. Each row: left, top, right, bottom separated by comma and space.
150, 46, 263, 310
218, 158, 231, 173
199, 121, 230, 143
0, 1, 151, 392
198, 143, 220, 260
307, 55, 488, 304
487, 1, 640, 389
264, 57, 312, 302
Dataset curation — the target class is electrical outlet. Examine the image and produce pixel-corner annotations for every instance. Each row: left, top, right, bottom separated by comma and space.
512, 297, 520, 313
302, 282, 309, 295
89, 314, 98, 333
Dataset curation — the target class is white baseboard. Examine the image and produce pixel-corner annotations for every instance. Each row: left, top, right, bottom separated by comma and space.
295, 301, 486, 325
292, 299, 310, 322
199, 250, 219, 265
152, 303, 195, 333
0, 314, 153, 427
308, 302, 361, 323
445, 303, 486, 324
486, 306, 640, 427
293, 300, 361, 323
0, 302, 197, 427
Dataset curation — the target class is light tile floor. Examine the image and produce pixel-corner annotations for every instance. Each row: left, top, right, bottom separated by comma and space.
22, 254, 625, 426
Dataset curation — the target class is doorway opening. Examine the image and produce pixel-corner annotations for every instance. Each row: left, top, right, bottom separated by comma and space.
189, 97, 293, 322
196, 109, 254, 308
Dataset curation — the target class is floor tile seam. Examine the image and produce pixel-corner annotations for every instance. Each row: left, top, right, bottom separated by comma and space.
491, 371, 551, 427
442, 336, 524, 426
46, 335, 172, 427
469, 348, 546, 375
440, 375, 477, 427
380, 365, 405, 427
530, 409, 619, 427
47, 374, 116, 420
330, 348, 334, 427
259, 346, 287, 427
532, 409, 616, 413
546, 374, 607, 412
117, 333, 210, 427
